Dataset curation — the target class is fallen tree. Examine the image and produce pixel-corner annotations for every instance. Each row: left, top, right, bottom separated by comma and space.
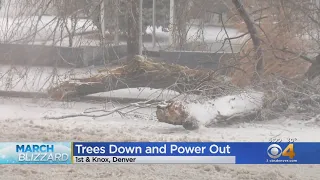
46, 56, 269, 130
48, 55, 235, 100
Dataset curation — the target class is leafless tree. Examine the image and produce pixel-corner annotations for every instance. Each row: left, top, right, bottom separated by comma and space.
126, 0, 140, 61
232, 0, 264, 83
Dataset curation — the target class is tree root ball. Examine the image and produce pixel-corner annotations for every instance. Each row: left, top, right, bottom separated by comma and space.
156, 101, 200, 130
156, 101, 189, 125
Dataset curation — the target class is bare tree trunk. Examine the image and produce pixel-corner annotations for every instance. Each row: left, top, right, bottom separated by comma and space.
232, 0, 264, 83
152, 0, 156, 48
139, 0, 143, 55
114, 0, 119, 45
100, 0, 105, 44
175, 0, 188, 50
169, 0, 175, 47
127, 0, 140, 61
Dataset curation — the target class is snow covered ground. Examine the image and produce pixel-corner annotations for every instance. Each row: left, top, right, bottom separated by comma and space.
0, 97, 320, 179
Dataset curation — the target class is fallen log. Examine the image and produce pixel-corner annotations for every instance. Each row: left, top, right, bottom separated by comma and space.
47, 55, 238, 130
48, 55, 235, 100
156, 91, 265, 130
155, 100, 263, 130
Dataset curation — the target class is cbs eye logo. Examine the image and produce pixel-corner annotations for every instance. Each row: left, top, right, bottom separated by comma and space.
267, 144, 296, 159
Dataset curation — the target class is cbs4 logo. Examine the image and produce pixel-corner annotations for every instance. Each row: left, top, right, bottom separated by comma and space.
267, 144, 296, 159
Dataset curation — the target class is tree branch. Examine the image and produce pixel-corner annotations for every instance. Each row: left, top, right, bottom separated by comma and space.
232, 0, 264, 82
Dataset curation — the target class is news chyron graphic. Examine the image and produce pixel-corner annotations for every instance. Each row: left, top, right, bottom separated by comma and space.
0, 142, 72, 164
267, 144, 297, 163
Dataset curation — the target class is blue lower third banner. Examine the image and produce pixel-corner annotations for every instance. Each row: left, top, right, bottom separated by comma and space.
1, 142, 320, 164
72, 142, 319, 164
